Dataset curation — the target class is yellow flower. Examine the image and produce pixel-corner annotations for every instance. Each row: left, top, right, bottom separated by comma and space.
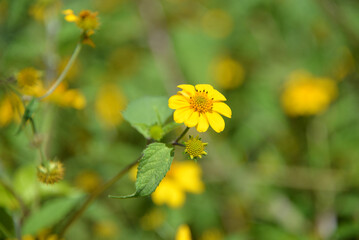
175, 224, 192, 240
281, 71, 338, 116
17, 67, 45, 97
201, 9, 233, 39
151, 161, 204, 208
212, 56, 245, 90
95, 83, 127, 127
42, 82, 86, 109
0, 93, 23, 127
37, 160, 65, 184
168, 84, 231, 133
63, 9, 99, 47
184, 136, 207, 160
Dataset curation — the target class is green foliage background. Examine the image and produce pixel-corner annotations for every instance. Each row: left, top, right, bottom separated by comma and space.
1, 0, 359, 239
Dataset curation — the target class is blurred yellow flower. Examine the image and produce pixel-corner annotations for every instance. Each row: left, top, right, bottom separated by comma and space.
212, 57, 245, 89
95, 83, 127, 127
43, 82, 86, 109
152, 161, 204, 208
93, 220, 118, 238
184, 135, 207, 160
29, 0, 62, 22
17, 67, 44, 97
201, 9, 233, 39
169, 84, 231, 133
75, 170, 102, 193
0, 93, 23, 127
281, 71, 337, 116
140, 208, 166, 230
175, 224, 192, 240
63, 9, 99, 47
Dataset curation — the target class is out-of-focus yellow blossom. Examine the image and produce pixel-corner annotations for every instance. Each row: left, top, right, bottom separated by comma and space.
95, 83, 126, 127
199, 228, 224, 240
0, 93, 23, 127
281, 71, 337, 116
176, 224, 192, 240
63, 9, 99, 47
43, 82, 86, 109
37, 160, 65, 184
130, 161, 204, 208
168, 84, 232, 133
6, 232, 62, 240
75, 170, 102, 193
140, 208, 166, 230
29, 0, 62, 22
17, 67, 44, 97
94, 220, 118, 238
201, 9, 233, 39
184, 135, 207, 160
212, 57, 245, 89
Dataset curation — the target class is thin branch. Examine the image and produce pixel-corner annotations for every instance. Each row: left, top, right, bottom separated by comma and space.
57, 157, 140, 238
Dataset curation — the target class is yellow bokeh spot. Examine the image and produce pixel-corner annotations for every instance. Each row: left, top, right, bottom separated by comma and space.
95, 83, 127, 127
200, 228, 224, 240
75, 170, 102, 193
175, 224, 192, 240
140, 208, 166, 230
212, 56, 245, 89
94, 220, 118, 238
0, 93, 23, 127
201, 9, 233, 39
281, 70, 338, 117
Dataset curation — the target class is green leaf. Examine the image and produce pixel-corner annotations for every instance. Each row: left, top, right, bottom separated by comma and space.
0, 208, 14, 238
22, 197, 80, 235
123, 96, 173, 138
109, 143, 174, 199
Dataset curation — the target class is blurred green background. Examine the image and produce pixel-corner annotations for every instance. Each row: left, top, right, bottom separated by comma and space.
1, 0, 359, 239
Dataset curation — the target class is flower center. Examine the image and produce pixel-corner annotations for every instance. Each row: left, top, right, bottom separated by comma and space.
185, 137, 206, 158
190, 91, 213, 113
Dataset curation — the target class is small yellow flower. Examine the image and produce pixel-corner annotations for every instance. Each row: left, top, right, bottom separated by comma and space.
169, 84, 231, 133
16, 67, 45, 96
184, 136, 207, 160
151, 161, 204, 208
212, 56, 245, 90
281, 71, 337, 116
93, 220, 118, 238
175, 224, 192, 240
37, 161, 65, 184
95, 83, 127, 127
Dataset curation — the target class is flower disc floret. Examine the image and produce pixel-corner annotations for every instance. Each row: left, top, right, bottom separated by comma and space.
185, 136, 207, 160
168, 84, 232, 133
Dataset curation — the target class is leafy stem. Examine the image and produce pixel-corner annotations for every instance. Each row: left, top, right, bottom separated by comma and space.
172, 127, 189, 146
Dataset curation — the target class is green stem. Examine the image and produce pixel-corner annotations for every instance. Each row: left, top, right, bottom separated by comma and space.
173, 127, 189, 144
57, 157, 140, 238
37, 43, 82, 100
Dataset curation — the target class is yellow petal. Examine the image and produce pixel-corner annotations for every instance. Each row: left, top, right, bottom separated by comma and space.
64, 14, 78, 22
178, 84, 195, 96
212, 102, 232, 118
174, 108, 193, 123
184, 111, 199, 128
169, 95, 189, 109
208, 89, 226, 101
175, 224, 192, 240
196, 113, 209, 132
194, 84, 213, 92
206, 112, 225, 133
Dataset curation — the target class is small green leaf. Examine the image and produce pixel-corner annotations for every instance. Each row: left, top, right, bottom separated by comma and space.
109, 143, 174, 199
22, 197, 80, 235
123, 97, 173, 138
